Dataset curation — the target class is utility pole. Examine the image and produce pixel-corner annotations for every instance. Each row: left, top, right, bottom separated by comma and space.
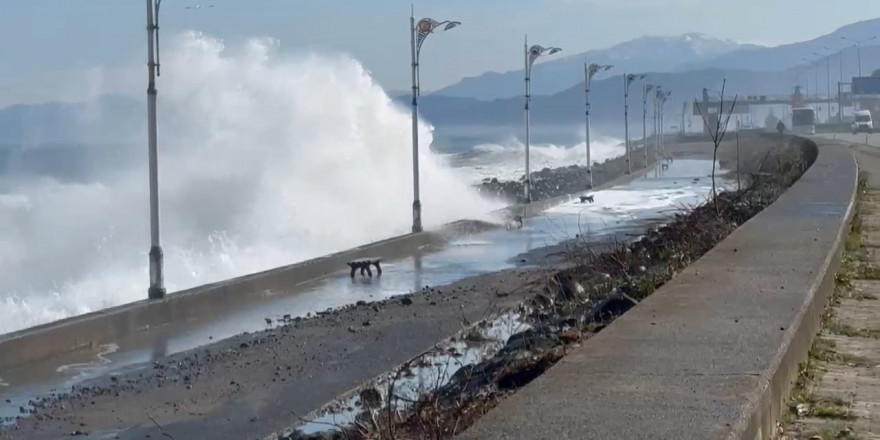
409, 10, 461, 232
523, 38, 562, 202
813, 52, 832, 122
623, 73, 645, 174
826, 45, 847, 123
584, 63, 612, 188
653, 89, 659, 160
842, 35, 877, 77
681, 101, 686, 135
145, 0, 165, 300
643, 83, 654, 168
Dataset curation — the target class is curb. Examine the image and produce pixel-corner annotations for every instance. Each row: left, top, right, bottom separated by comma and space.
455, 137, 858, 440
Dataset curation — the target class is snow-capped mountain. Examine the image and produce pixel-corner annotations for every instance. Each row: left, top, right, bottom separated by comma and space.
431, 33, 759, 100
678, 18, 880, 76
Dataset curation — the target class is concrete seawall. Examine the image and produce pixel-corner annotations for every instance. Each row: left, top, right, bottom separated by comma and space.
0, 155, 660, 371
0, 231, 445, 370
457, 138, 858, 440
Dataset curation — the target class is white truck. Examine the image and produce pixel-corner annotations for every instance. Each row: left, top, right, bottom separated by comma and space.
852, 109, 873, 134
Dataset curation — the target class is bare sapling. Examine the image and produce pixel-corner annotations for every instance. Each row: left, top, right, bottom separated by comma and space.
694, 78, 738, 216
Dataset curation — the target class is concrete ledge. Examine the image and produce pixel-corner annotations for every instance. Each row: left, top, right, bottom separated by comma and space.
0, 150, 662, 370
457, 138, 857, 440
0, 231, 445, 370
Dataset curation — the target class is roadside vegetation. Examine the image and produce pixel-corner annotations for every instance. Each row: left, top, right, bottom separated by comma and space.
285, 139, 811, 440
779, 175, 874, 440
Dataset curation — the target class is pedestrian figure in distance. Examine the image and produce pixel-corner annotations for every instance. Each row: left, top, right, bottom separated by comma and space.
776, 120, 786, 135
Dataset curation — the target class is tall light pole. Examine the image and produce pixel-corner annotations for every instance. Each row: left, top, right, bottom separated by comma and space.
624, 73, 645, 174
409, 10, 461, 233
842, 35, 877, 77
800, 59, 811, 100
652, 87, 661, 159
523, 38, 562, 202
825, 45, 847, 87
642, 83, 655, 167
802, 57, 819, 110
659, 90, 671, 156
826, 45, 848, 123
584, 63, 612, 188
813, 52, 832, 122
145, 0, 165, 300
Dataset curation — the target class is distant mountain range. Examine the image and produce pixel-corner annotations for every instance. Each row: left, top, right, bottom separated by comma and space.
433, 18, 880, 101
433, 33, 756, 100
679, 18, 880, 75
409, 68, 793, 127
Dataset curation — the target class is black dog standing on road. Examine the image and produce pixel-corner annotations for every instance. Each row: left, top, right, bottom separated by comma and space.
579, 195, 595, 204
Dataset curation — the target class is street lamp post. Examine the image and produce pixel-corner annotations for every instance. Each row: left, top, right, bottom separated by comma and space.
523, 38, 562, 202
624, 73, 645, 174
842, 35, 877, 77
145, 0, 165, 300
642, 83, 654, 167
826, 45, 848, 123
659, 93, 665, 155
813, 52, 832, 122
658, 90, 671, 156
825, 45, 846, 87
800, 60, 810, 100
409, 11, 461, 233
652, 88, 660, 159
803, 57, 819, 111
584, 63, 612, 188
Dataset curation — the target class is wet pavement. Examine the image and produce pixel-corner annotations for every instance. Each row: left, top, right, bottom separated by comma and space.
0, 158, 724, 419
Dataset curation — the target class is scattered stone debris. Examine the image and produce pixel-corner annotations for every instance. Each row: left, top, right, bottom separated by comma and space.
303, 140, 807, 440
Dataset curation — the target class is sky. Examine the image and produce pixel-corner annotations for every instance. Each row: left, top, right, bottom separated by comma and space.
0, 0, 878, 106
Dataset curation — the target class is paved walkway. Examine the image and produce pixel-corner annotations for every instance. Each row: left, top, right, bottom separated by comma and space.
782, 143, 880, 439
455, 139, 856, 439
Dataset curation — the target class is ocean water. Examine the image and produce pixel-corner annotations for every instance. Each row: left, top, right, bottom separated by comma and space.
0, 158, 724, 421
0, 32, 629, 336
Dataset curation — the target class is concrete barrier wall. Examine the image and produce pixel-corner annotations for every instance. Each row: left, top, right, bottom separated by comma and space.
0, 231, 445, 370
4, 136, 697, 376
0, 215, 532, 370
0, 147, 666, 370
457, 138, 858, 440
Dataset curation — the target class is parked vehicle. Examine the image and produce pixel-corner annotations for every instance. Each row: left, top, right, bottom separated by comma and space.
853, 109, 873, 134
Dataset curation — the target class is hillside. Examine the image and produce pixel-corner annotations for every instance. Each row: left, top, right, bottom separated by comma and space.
680, 18, 880, 78
432, 18, 880, 102
412, 69, 792, 126
432, 33, 755, 100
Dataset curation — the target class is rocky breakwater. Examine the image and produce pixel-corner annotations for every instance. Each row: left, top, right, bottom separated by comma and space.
475, 145, 656, 203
